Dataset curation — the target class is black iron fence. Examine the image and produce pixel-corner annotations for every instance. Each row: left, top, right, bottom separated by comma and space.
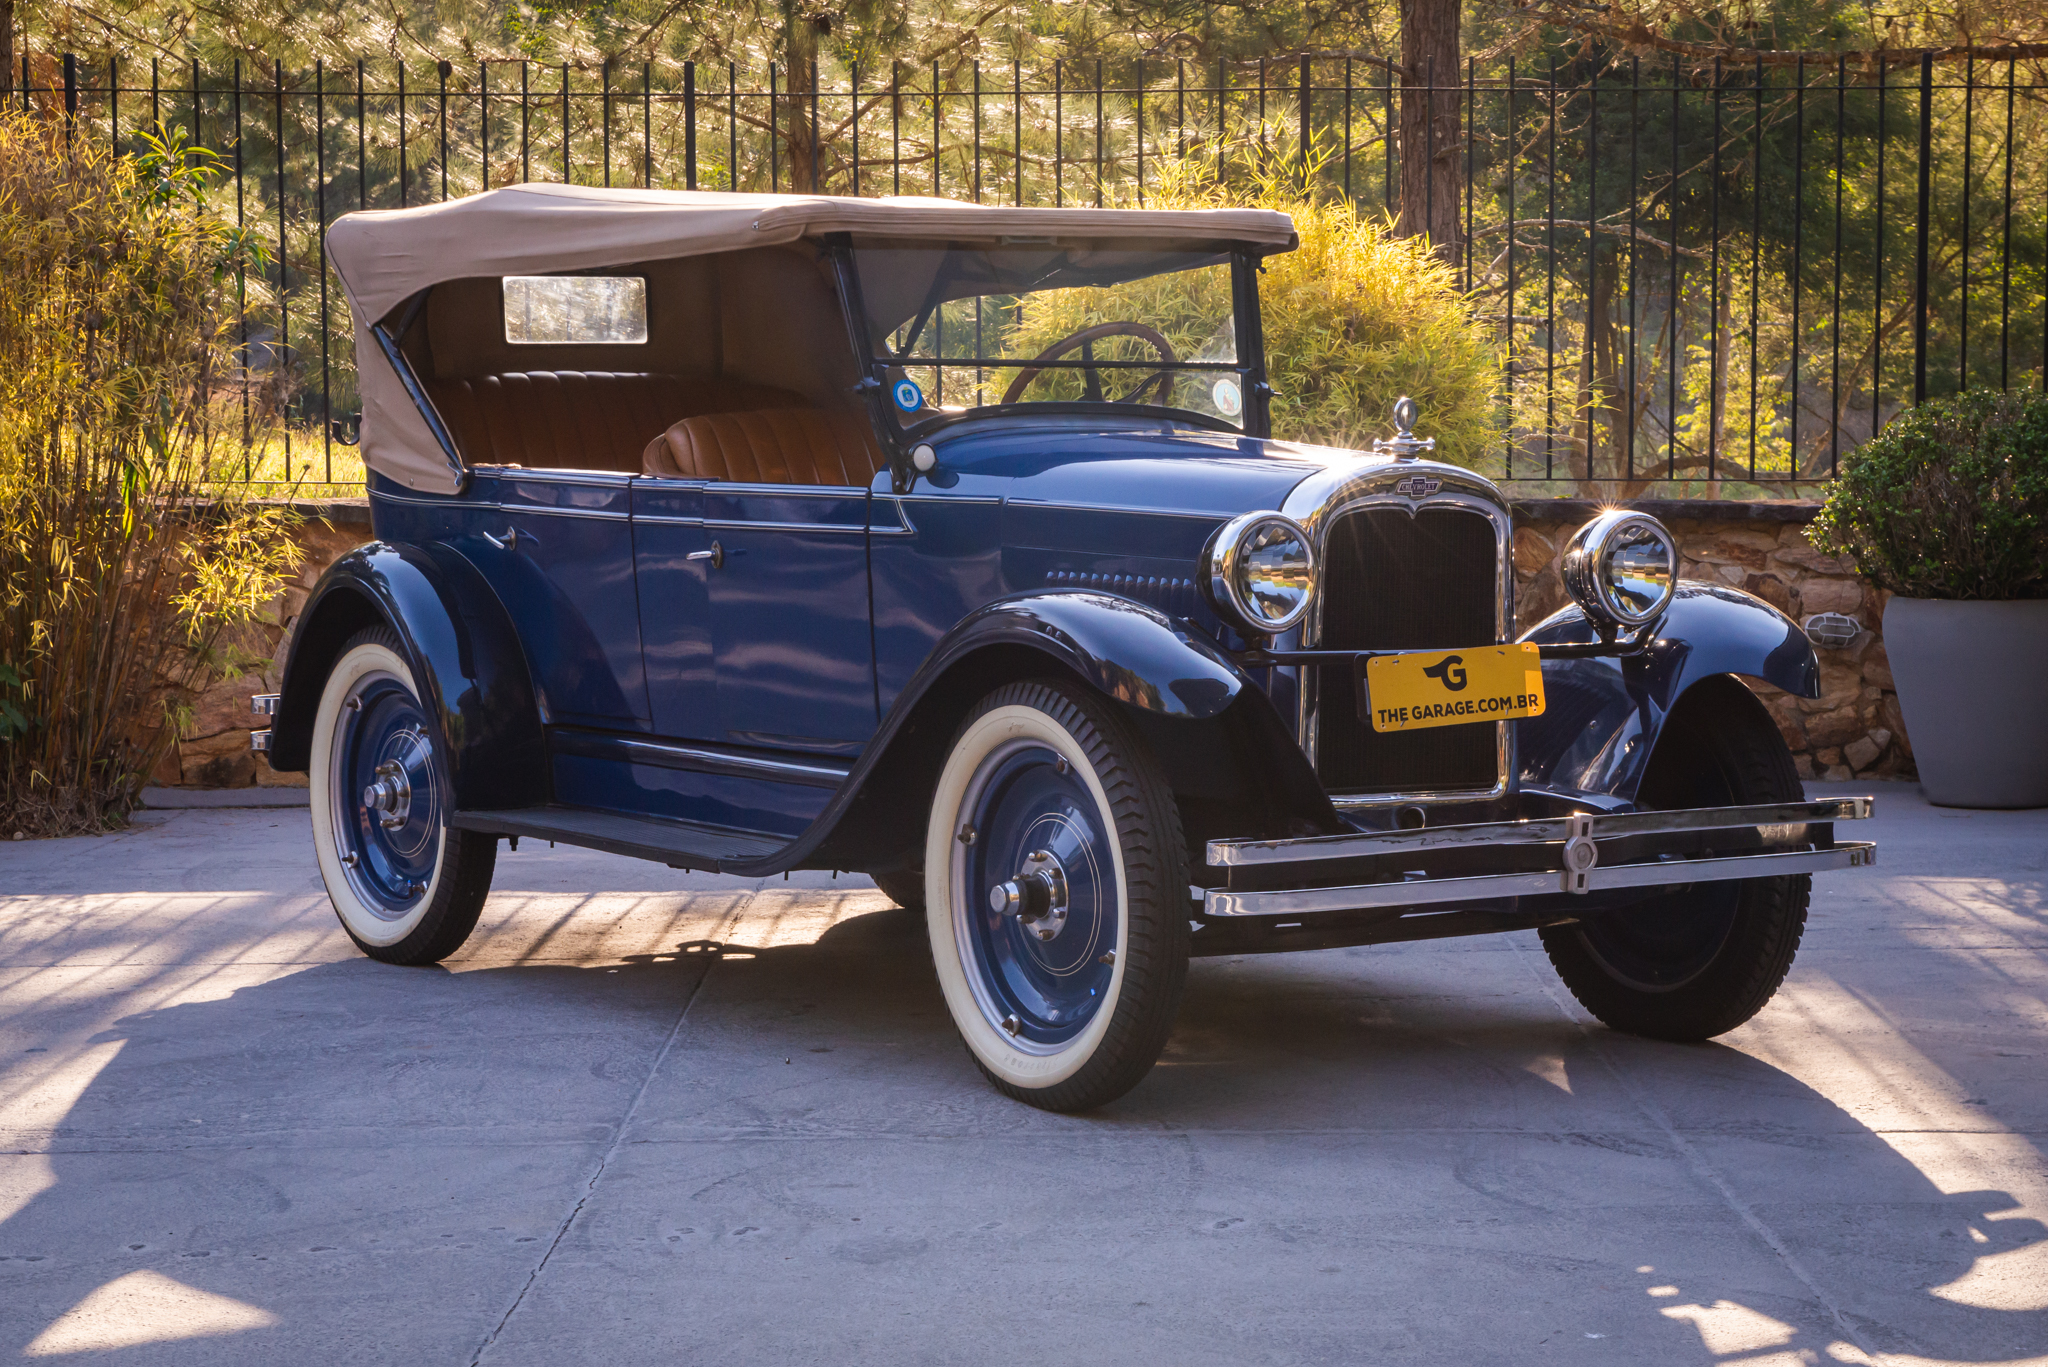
14, 49, 2047, 492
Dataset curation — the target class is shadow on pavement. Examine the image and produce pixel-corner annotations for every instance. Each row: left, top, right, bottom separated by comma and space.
2, 903, 2043, 1365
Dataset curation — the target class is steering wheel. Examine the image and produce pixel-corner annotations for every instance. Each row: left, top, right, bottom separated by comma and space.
1000, 322, 1181, 406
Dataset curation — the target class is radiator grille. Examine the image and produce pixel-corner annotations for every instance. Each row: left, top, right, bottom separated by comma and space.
1314, 505, 1502, 795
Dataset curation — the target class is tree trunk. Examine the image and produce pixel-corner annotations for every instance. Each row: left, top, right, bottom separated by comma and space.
1395, 0, 1461, 267
778, 8, 824, 193
1575, 248, 1623, 486
1, 0, 14, 101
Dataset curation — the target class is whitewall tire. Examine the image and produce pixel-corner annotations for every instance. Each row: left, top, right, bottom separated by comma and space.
923, 679, 1189, 1111
310, 627, 495, 964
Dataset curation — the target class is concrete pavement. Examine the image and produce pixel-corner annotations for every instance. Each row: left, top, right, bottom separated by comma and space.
0, 783, 2042, 1365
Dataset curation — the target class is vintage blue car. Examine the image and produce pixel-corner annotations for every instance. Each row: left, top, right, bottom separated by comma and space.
256, 186, 1874, 1111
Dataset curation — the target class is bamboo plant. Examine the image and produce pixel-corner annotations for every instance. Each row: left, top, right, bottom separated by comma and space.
0, 113, 302, 836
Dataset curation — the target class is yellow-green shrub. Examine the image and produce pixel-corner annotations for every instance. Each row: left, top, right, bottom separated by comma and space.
0, 114, 301, 834
992, 149, 1503, 464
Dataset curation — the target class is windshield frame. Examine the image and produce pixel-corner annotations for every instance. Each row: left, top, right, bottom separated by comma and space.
822, 235, 1273, 490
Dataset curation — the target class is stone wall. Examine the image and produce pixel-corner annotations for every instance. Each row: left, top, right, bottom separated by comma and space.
162, 497, 1909, 788
1512, 500, 1910, 783
156, 503, 371, 790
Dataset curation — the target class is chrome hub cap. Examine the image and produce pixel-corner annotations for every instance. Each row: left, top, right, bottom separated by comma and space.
987, 849, 1070, 941
362, 759, 413, 830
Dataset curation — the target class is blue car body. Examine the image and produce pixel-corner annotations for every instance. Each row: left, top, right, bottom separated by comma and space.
269, 417, 1819, 902
264, 192, 1863, 962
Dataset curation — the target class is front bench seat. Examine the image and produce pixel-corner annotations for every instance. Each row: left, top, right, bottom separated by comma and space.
643, 408, 888, 486
426, 372, 806, 473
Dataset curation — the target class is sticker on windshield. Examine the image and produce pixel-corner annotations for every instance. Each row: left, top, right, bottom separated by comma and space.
1211, 378, 1243, 418
893, 379, 925, 412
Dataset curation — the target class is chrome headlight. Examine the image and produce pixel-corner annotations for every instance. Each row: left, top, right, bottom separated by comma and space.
1561, 510, 1678, 627
1204, 512, 1317, 635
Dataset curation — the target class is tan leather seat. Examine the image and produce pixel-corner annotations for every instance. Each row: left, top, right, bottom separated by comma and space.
642, 408, 887, 486
425, 372, 805, 473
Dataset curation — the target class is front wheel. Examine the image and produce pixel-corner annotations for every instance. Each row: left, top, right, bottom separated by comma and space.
310, 627, 496, 965
924, 679, 1189, 1112
1540, 676, 1810, 1041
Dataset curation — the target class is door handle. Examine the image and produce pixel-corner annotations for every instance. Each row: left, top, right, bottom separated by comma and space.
482, 526, 529, 552
686, 540, 724, 569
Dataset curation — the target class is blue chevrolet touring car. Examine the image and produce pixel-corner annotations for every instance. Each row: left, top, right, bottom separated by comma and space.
254, 185, 1874, 1111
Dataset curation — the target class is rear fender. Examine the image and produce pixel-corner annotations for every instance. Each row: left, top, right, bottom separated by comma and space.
775, 592, 1342, 876
1515, 581, 1820, 803
269, 542, 547, 810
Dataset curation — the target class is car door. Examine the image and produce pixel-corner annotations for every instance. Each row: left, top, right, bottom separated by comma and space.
699, 480, 877, 752
463, 468, 649, 728
630, 476, 718, 738
634, 476, 876, 752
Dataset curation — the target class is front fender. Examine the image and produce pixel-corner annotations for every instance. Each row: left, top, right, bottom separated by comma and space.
936, 590, 1248, 719
269, 542, 547, 811
758, 591, 1340, 876
1516, 582, 1819, 803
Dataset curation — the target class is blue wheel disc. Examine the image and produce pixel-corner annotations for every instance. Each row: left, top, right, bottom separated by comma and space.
328, 671, 441, 919
959, 741, 1119, 1049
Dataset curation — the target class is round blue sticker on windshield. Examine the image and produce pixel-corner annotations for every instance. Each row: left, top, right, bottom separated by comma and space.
892, 379, 924, 412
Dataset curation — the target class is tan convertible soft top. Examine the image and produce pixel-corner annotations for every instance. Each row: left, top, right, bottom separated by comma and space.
327, 184, 1298, 492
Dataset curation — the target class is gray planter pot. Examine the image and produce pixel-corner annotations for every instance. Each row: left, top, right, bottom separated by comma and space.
1884, 596, 2048, 808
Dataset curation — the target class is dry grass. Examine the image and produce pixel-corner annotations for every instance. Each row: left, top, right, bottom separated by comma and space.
203, 425, 367, 499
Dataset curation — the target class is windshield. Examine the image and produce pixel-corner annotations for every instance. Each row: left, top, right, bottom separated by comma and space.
850, 239, 1254, 432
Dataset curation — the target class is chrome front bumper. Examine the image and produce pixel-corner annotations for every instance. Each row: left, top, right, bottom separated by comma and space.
1202, 798, 1875, 919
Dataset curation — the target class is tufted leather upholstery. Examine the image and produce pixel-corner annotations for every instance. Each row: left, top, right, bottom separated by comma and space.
642, 408, 888, 487
424, 371, 805, 473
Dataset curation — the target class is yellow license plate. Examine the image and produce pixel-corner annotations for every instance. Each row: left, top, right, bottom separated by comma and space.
1361, 645, 1547, 733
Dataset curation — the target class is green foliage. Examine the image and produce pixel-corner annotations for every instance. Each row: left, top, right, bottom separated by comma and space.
0, 663, 29, 742
996, 145, 1503, 464
1808, 390, 2048, 601
0, 112, 303, 834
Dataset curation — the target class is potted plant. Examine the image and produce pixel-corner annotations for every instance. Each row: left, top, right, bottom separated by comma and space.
1809, 390, 2048, 808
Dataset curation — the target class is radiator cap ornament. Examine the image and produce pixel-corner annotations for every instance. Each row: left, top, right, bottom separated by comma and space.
1371, 396, 1437, 461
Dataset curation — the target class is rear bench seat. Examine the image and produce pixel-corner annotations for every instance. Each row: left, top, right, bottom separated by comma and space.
642, 409, 887, 486
424, 371, 805, 473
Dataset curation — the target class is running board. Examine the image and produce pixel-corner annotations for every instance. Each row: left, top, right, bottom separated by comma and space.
1202, 841, 1875, 918
454, 806, 788, 872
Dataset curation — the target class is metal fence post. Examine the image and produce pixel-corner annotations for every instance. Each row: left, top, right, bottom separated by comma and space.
1913, 51, 1933, 405
18, 47, 2047, 490
1961, 57, 1974, 386
1298, 54, 1310, 181
684, 61, 696, 190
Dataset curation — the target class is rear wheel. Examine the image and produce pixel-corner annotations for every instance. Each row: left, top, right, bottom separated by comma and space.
1540, 676, 1810, 1041
924, 679, 1189, 1112
310, 627, 496, 965
869, 869, 926, 912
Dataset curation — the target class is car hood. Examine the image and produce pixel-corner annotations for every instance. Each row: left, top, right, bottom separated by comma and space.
926, 419, 1368, 517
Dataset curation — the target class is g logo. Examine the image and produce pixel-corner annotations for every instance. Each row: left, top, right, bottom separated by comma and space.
1421, 655, 1468, 692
